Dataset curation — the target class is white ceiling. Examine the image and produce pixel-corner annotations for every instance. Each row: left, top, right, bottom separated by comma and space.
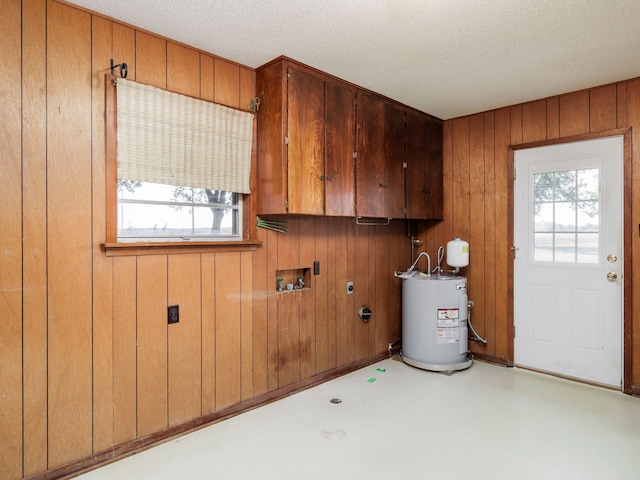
67, 0, 640, 119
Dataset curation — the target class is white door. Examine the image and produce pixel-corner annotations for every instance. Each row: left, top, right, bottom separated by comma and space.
514, 136, 623, 388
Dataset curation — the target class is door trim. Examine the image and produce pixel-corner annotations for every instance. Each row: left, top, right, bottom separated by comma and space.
508, 127, 633, 394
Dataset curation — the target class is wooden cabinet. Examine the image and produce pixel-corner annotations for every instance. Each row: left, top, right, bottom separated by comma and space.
355, 92, 406, 219
256, 58, 356, 216
256, 56, 442, 220
405, 110, 443, 219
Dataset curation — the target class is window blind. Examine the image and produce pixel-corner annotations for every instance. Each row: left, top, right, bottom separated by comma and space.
116, 78, 254, 194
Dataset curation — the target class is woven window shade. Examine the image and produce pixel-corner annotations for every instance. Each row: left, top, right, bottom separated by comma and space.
116, 78, 254, 194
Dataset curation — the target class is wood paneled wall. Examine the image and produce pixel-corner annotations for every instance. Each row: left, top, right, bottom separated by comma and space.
421, 81, 640, 387
0, 2, 408, 478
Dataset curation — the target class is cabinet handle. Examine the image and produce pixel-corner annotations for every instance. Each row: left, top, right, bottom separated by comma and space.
422, 188, 430, 194
320, 174, 325, 181
327, 175, 333, 182
379, 183, 387, 188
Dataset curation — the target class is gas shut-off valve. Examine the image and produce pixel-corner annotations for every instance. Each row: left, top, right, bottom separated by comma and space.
358, 307, 372, 322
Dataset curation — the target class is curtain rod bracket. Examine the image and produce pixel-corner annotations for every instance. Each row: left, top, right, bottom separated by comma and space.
110, 58, 128, 80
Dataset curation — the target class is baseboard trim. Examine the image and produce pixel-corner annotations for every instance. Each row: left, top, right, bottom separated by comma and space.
27, 353, 389, 480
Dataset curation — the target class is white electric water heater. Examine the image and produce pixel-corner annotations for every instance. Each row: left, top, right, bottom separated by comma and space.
401, 275, 472, 371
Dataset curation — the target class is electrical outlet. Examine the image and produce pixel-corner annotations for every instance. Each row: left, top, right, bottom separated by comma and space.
346, 281, 354, 295
168, 305, 179, 324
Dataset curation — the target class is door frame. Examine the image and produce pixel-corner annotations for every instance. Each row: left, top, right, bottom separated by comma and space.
507, 128, 633, 393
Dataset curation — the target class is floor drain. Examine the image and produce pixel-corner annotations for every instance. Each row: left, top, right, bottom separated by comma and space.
330, 398, 342, 404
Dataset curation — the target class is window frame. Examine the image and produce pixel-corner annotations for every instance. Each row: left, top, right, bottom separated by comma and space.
104, 75, 259, 256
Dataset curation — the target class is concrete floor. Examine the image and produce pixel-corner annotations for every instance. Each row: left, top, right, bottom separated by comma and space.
75, 357, 640, 480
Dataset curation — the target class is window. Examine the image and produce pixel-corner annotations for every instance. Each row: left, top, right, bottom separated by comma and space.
104, 75, 259, 254
532, 167, 599, 263
117, 181, 241, 242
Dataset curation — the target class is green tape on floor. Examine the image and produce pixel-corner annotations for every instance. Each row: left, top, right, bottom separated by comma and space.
375, 368, 386, 373
366, 377, 377, 383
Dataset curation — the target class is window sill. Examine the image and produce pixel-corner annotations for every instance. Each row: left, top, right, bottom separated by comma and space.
102, 240, 261, 257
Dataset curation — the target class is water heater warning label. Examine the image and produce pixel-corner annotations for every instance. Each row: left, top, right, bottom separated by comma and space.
437, 308, 460, 343
437, 328, 459, 343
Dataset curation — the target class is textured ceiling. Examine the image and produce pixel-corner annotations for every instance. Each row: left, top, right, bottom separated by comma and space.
66, 0, 640, 119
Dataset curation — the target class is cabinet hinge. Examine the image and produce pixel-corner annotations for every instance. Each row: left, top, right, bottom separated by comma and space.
403, 162, 407, 169
353, 151, 357, 159
285, 136, 289, 146
286, 198, 289, 209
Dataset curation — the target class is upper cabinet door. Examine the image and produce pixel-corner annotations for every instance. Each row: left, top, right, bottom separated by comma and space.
405, 110, 443, 219
356, 92, 405, 219
356, 92, 385, 218
325, 81, 356, 217
287, 68, 325, 215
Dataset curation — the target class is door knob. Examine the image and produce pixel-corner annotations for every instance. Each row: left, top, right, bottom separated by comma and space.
607, 272, 618, 282
607, 254, 617, 263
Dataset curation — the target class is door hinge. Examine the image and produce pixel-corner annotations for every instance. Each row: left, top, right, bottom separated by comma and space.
403, 162, 407, 169
514, 325, 516, 338
285, 136, 289, 146
513, 168, 516, 181
510, 246, 518, 259
353, 151, 357, 159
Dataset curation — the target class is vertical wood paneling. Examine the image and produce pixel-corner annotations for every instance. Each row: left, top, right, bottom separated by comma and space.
559, 90, 589, 137
241, 251, 254, 400
387, 221, 402, 345
135, 31, 166, 87
589, 84, 617, 132
492, 108, 511, 361
201, 253, 216, 414
252, 227, 269, 396
240, 66, 255, 112
627, 79, 640, 385
451, 118, 470, 243
510, 105, 523, 145
522, 100, 547, 143
373, 226, 389, 354
168, 254, 202, 426
435, 121, 455, 250
546, 96, 560, 139
46, 1, 94, 467
354, 225, 370, 359
346, 220, 357, 364
326, 218, 338, 369
214, 58, 240, 108
468, 114, 486, 354
136, 255, 168, 436
335, 218, 350, 366
200, 54, 215, 101
0, 0, 24, 477
112, 23, 136, 81
167, 42, 200, 97
21, 0, 48, 475
482, 111, 496, 352
298, 217, 317, 378
277, 290, 301, 386
314, 218, 329, 372
266, 229, 280, 391
616, 83, 627, 128
215, 253, 242, 409
112, 257, 138, 445
92, 13, 116, 454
